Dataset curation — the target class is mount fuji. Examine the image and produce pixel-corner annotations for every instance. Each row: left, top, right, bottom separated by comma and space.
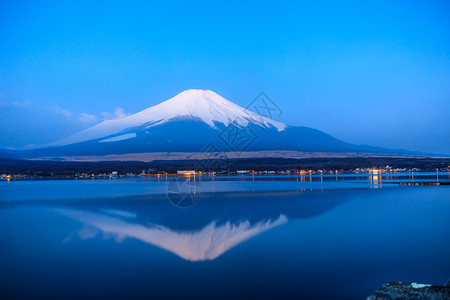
13, 89, 410, 161
48, 89, 286, 147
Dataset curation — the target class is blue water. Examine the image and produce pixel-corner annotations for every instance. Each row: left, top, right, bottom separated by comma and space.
0, 173, 449, 299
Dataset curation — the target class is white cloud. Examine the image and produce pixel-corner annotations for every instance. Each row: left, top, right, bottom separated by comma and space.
54, 106, 74, 118
54, 105, 99, 126
114, 107, 129, 119
3, 99, 120, 131
0, 99, 32, 108
78, 113, 98, 125
101, 107, 130, 120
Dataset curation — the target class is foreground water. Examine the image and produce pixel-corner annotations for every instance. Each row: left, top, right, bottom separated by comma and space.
0, 173, 449, 299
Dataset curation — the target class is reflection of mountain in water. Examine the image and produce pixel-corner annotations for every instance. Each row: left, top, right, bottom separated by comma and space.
58, 208, 287, 261
56, 190, 355, 261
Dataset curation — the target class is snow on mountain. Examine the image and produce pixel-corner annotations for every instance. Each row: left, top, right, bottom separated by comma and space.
56, 208, 288, 261
49, 89, 286, 147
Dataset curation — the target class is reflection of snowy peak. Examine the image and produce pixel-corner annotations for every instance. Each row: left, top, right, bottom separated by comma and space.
51, 89, 286, 146
57, 208, 288, 261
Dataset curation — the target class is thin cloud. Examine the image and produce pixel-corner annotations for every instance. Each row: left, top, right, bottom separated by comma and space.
55, 105, 100, 126
101, 107, 130, 120
54, 106, 74, 118
0, 99, 32, 108
8, 101, 128, 125
78, 113, 98, 125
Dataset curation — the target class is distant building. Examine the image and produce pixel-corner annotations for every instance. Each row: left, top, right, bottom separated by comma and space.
177, 170, 196, 175
236, 170, 250, 174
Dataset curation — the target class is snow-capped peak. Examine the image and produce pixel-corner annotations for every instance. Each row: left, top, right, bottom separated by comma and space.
49, 89, 286, 146
136, 89, 285, 129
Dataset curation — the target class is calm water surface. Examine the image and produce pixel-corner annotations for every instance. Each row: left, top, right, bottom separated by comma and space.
0, 173, 449, 299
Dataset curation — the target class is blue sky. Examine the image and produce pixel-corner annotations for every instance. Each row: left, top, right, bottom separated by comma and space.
0, 0, 449, 153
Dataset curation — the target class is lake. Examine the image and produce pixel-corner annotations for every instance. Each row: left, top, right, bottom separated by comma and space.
0, 173, 449, 299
